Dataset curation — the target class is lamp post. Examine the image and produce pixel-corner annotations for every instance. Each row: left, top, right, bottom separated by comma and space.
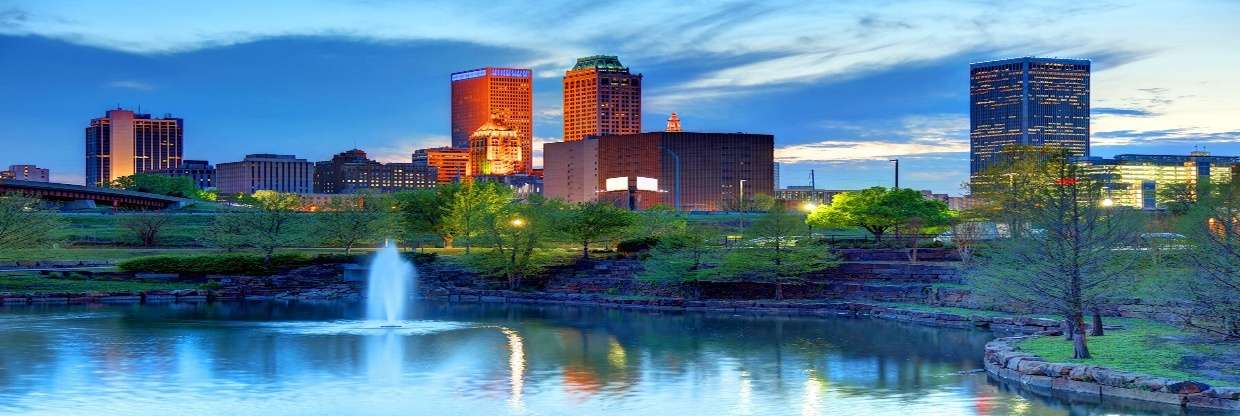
659, 145, 681, 212
802, 201, 817, 235
888, 159, 899, 189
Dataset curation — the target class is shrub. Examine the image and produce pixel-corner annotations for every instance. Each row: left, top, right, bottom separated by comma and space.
118, 253, 316, 275
616, 237, 660, 254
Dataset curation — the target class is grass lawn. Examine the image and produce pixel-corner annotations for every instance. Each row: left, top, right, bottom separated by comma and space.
0, 272, 201, 294
877, 302, 1028, 318
1018, 318, 1238, 386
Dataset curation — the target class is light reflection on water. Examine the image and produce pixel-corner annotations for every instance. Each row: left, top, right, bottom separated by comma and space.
0, 302, 1182, 415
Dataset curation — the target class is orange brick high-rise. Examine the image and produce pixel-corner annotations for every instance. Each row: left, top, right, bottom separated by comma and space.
450, 67, 533, 174
563, 56, 642, 142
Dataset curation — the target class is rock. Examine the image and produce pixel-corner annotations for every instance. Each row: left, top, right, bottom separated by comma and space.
1164, 380, 1211, 394
1133, 376, 1170, 392
1068, 366, 1095, 382
1016, 360, 1048, 375
1206, 386, 1240, 400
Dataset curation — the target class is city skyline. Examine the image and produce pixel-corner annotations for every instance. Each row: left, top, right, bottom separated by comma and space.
2, 1, 1239, 195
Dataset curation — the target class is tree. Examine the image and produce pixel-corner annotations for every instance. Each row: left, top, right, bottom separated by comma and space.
472, 195, 566, 289
638, 225, 722, 298
806, 187, 952, 243
202, 208, 251, 252
238, 191, 305, 266
0, 194, 64, 251
112, 173, 211, 200
118, 213, 172, 247
445, 181, 512, 253
560, 201, 636, 260
628, 204, 687, 240
720, 204, 838, 300
1157, 182, 1199, 216
970, 151, 1141, 358
968, 145, 1070, 237
1175, 178, 1240, 339
314, 195, 391, 255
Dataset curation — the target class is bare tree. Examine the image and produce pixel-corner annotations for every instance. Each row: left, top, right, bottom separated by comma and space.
119, 213, 172, 247
0, 194, 64, 250
971, 149, 1141, 358
314, 195, 391, 255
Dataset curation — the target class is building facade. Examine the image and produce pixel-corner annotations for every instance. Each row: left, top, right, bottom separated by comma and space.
450, 67, 533, 173
85, 109, 184, 187
467, 115, 524, 177
775, 186, 846, 206
545, 132, 774, 211
150, 160, 214, 190
412, 147, 469, 183
216, 154, 314, 195
970, 57, 1090, 176
1, 165, 50, 182
563, 55, 642, 142
314, 149, 437, 194
1078, 151, 1238, 210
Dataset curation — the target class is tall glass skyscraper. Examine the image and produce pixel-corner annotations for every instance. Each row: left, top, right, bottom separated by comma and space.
969, 57, 1090, 176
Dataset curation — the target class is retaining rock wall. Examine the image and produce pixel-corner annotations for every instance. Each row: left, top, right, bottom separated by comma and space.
984, 337, 1240, 411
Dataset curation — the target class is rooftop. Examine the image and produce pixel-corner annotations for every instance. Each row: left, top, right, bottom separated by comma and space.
571, 55, 627, 71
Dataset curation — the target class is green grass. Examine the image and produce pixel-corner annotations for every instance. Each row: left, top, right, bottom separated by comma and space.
1018, 318, 1237, 386
878, 302, 1018, 318
0, 272, 200, 294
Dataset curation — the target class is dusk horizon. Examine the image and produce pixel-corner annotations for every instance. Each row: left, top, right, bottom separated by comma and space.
3, 1, 1239, 195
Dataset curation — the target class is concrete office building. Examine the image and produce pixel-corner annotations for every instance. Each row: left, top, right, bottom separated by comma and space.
1, 165, 50, 182
216, 154, 314, 195
85, 108, 183, 187
151, 160, 215, 190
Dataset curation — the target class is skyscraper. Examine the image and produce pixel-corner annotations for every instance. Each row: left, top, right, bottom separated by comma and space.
970, 57, 1090, 176
450, 67, 533, 173
85, 108, 184, 187
563, 55, 642, 142
467, 115, 524, 177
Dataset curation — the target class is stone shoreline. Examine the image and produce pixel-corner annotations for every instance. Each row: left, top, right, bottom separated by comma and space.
985, 336, 1240, 411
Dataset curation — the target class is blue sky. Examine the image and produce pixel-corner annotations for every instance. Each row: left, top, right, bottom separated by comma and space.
2, 0, 1239, 195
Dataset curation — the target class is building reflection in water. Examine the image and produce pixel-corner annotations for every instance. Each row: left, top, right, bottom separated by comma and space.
501, 327, 525, 413
801, 370, 823, 416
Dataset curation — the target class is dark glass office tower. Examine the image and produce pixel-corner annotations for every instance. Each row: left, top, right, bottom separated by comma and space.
969, 57, 1090, 176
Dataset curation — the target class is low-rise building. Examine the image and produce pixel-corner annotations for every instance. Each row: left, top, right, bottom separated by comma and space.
1078, 151, 1238, 209
150, 160, 215, 190
314, 149, 437, 194
216, 154, 314, 195
1, 164, 49, 182
413, 147, 468, 183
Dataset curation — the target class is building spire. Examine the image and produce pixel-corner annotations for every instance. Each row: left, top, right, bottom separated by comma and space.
666, 112, 682, 132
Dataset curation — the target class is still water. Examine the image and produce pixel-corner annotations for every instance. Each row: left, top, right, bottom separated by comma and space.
0, 302, 1182, 415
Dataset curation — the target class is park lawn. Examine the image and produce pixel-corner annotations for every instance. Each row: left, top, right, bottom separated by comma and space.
877, 302, 1040, 319
58, 214, 218, 246
1018, 318, 1237, 386
0, 272, 201, 294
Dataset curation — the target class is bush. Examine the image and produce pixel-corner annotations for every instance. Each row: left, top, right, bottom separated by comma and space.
617, 237, 660, 254
118, 253, 317, 275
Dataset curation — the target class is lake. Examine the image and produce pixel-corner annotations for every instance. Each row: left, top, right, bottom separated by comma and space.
0, 302, 1182, 415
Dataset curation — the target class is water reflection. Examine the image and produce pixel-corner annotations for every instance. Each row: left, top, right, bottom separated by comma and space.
0, 302, 1184, 415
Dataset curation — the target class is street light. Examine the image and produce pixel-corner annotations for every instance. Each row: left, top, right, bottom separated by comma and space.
801, 202, 817, 212
1101, 198, 1115, 208
510, 218, 526, 228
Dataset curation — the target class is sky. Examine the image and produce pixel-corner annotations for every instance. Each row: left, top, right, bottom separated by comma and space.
1, 0, 1239, 195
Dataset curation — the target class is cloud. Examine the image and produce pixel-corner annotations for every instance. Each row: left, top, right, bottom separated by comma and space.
531, 136, 558, 169
1093, 128, 1240, 146
775, 139, 966, 163
1094, 107, 1155, 117
104, 79, 154, 91
366, 135, 450, 163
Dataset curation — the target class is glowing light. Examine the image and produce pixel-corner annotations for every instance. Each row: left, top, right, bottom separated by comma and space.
510, 218, 525, 227
801, 372, 823, 416
802, 202, 817, 212
1101, 198, 1115, 207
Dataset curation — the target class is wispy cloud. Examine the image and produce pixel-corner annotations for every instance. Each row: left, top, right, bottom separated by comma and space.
104, 79, 154, 91
366, 135, 449, 163
777, 114, 968, 163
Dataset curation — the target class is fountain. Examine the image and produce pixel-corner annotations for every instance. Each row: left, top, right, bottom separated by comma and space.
366, 240, 416, 324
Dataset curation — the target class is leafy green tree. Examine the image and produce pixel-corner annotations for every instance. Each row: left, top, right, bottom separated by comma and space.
1176, 178, 1240, 339
202, 208, 251, 252
445, 181, 513, 253
970, 151, 1141, 358
721, 204, 838, 300
806, 187, 951, 242
393, 188, 455, 248
237, 190, 306, 266
472, 195, 567, 289
112, 173, 211, 200
638, 225, 722, 297
560, 201, 636, 260
314, 195, 392, 254
628, 204, 687, 240
1157, 182, 1199, 216
0, 194, 64, 251
968, 145, 1072, 237
118, 213, 172, 247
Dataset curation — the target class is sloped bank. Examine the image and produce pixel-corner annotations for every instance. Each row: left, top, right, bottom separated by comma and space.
985, 336, 1240, 411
